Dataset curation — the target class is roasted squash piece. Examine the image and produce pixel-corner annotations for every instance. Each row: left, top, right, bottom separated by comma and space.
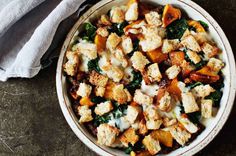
151, 130, 173, 147
197, 66, 218, 76
181, 61, 194, 77
167, 78, 181, 100
169, 51, 185, 66
146, 48, 168, 63
79, 97, 94, 107
190, 66, 220, 83
162, 4, 181, 27
130, 101, 139, 106
188, 20, 205, 32
94, 34, 107, 53
104, 81, 116, 99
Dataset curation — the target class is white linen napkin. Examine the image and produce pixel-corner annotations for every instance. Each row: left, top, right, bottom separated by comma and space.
0, 0, 90, 81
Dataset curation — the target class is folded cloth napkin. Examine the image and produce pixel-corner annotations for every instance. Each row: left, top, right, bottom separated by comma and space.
0, 0, 98, 81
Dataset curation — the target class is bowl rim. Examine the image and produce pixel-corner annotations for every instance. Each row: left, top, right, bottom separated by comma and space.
56, 0, 236, 155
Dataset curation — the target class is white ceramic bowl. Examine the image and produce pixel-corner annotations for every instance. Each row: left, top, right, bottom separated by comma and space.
56, 0, 236, 155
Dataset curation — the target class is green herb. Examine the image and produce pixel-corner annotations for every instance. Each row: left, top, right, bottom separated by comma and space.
112, 104, 127, 118
188, 82, 203, 89
109, 21, 129, 36
124, 144, 134, 154
205, 90, 222, 107
187, 112, 201, 124
167, 18, 189, 39
91, 96, 107, 104
127, 39, 140, 58
81, 22, 97, 42
93, 114, 111, 127
126, 70, 142, 93
88, 58, 102, 73
198, 20, 209, 30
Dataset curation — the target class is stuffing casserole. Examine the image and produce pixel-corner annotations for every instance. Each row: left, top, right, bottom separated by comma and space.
63, 0, 225, 155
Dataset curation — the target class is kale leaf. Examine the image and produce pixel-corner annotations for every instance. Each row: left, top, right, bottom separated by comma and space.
188, 82, 203, 89
127, 39, 140, 58
167, 18, 189, 39
81, 22, 97, 42
205, 90, 223, 107
93, 114, 111, 127
109, 21, 129, 36
91, 96, 107, 104
126, 70, 142, 93
88, 58, 102, 73
198, 20, 209, 31
112, 103, 128, 119
187, 112, 201, 124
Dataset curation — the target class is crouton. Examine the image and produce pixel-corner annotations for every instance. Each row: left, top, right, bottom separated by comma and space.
145, 11, 162, 26
106, 65, 124, 82
142, 135, 161, 155
89, 71, 108, 87
192, 84, 215, 98
113, 84, 131, 104
146, 120, 163, 130
139, 119, 148, 135
193, 32, 212, 45
112, 47, 128, 68
97, 124, 120, 146
106, 33, 121, 51
77, 105, 93, 123
96, 27, 109, 37
121, 36, 133, 54
64, 51, 79, 76
181, 29, 191, 40
76, 83, 92, 97
134, 90, 153, 105
120, 128, 139, 147
158, 91, 172, 112
169, 125, 191, 146
139, 25, 163, 52
99, 14, 112, 26
162, 39, 180, 54
110, 7, 125, 23
125, 2, 139, 21
95, 86, 106, 97
177, 115, 198, 133
95, 101, 114, 116
163, 118, 177, 127
77, 42, 97, 60
181, 35, 201, 52
201, 99, 213, 118
186, 50, 201, 64
207, 58, 224, 72
165, 65, 181, 80
181, 92, 199, 113
147, 63, 162, 82
126, 105, 140, 124
130, 51, 150, 72
144, 106, 162, 130
201, 42, 219, 58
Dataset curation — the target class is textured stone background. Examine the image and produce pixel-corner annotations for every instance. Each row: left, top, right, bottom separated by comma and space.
0, 0, 236, 155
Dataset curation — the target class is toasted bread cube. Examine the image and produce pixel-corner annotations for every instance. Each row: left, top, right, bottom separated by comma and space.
134, 90, 153, 105
201, 42, 219, 58
95, 86, 106, 97
77, 42, 97, 60
106, 65, 124, 82
178, 115, 198, 134
201, 99, 213, 118
169, 125, 191, 146
120, 128, 139, 147
165, 65, 181, 80
126, 105, 140, 124
162, 39, 180, 54
181, 92, 199, 113
95, 101, 113, 116
131, 51, 150, 72
158, 91, 172, 112
145, 11, 162, 26
142, 135, 161, 155
110, 7, 125, 23
163, 118, 177, 127
106, 33, 121, 51
147, 63, 162, 82
125, 2, 138, 21
112, 47, 128, 68
89, 71, 109, 87
113, 84, 131, 104
207, 58, 224, 72
64, 51, 79, 76
121, 36, 133, 54
181, 35, 201, 52
99, 14, 112, 26
76, 83, 92, 97
139, 119, 148, 135
139, 26, 163, 52
146, 120, 163, 130
77, 105, 93, 123
186, 50, 201, 64
144, 106, 162, 130
192, 84, 215, 98
97, 124, 120, 146
96, 27, 109, 37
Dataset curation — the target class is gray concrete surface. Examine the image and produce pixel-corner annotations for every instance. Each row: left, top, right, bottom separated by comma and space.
0, 0, 236, 155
